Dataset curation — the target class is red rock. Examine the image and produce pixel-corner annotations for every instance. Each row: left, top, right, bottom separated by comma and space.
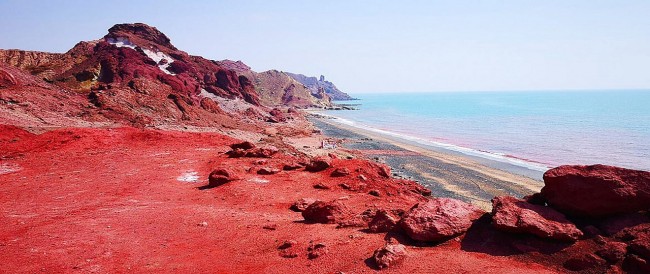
199, 98, 224, 114
208, 168, 236, 187
268, 108, 286, 123
106, 23, 177, 50
302, 200, 352, 224
290, 198, 316, 212
0, 68, 17, 87
230, 141, 256, 150
262, 224, 277, 230
399, 198, 485, 242
330, 168, 350, 177
368, 210, 399, 233
307, 242, 328, 259
278, 240, 299, 258
227, 148, 247, 158
335, 216, 368, 228
376, 163, 391, 178
373, 243, 407, 269
596, 241, 628, 263
245, 146, 279, 158
313, 183, 330, 190
306, 157, 332, 172
541, 165, 650, 217
491, 196, 583, 241
282, 162, 303, 171
257, 167, 280, 175
564, 254, 606, 271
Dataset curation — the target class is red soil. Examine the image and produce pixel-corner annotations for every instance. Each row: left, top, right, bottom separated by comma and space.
0, 126, 557, 273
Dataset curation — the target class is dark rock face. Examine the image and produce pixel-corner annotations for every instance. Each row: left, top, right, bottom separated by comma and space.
106, 23, 177, 50
399, 198, 485, 242
373, 243, 407, 269
230, 141, 256, 150
491, 196, 583, 241
541, 165, 650, 217
306, 157, 332, 172
208, 168, 236, 187
302, 200, 352, 224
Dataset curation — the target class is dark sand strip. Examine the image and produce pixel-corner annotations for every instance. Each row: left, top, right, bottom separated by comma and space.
310, 116, 546, 210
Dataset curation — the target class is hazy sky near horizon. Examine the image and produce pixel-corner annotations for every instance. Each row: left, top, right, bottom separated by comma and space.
1, 0, 649, 94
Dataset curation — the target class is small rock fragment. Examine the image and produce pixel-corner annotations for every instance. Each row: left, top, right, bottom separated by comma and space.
307, 242, 328, 259
368, 210, 399, 233
302, 200, 352, 224
290, 198, 316, 212
373, 243, 407, 269
331, 168, 350, 177
368, 190, 381, 197
257, 167, 280, 175
306, 157, 332, 172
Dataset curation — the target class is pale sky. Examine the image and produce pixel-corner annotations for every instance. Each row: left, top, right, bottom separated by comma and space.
1, 0, 649, 94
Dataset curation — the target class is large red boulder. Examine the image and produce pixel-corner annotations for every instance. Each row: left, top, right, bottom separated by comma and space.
399, 198, 485, 242
302, 200, 352, 224
541, 165, 650, 217
491, 196, 583, 241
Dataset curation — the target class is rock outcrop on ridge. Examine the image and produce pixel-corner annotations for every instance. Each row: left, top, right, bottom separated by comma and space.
286, 72, 355, 100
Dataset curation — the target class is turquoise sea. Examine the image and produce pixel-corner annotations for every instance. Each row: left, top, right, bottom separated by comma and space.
324, 90, 650, 172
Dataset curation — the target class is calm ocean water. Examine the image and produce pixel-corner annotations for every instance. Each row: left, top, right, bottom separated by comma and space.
324, 90, 650, 172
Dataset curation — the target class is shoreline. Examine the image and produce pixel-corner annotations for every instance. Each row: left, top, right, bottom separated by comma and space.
308, 114, 546, 210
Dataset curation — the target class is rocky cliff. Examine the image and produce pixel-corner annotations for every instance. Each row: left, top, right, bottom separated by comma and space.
286, 72, 355, 100
0, 23, 334, 128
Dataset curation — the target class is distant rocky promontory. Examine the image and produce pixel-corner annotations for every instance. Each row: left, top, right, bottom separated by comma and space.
286, 72, 356, 101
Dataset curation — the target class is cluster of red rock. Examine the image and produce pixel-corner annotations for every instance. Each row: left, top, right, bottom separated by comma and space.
287, 163, 649, 271
204, 141, 650, 272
